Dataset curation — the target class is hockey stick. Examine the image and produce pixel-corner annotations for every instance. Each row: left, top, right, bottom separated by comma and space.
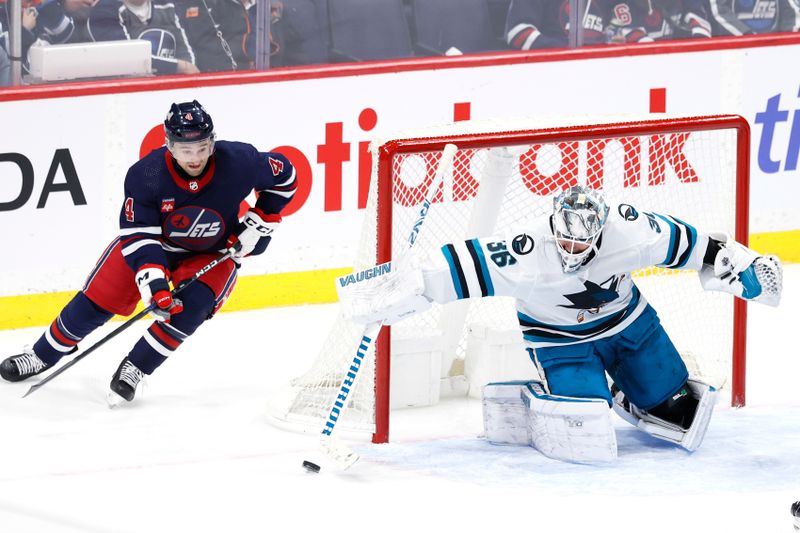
23, 248, 237, 398
315, 143, 458, 470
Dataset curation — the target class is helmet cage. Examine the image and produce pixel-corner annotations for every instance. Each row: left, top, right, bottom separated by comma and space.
551, 186, 609, 273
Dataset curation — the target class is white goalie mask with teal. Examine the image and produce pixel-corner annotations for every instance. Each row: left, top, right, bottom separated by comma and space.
551, 186, 609, 273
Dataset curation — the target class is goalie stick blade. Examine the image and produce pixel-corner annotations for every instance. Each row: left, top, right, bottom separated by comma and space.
320, 436, 359, 470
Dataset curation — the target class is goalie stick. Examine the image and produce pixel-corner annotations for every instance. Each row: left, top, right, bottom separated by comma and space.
23, 248, 237, 398
314, 143, 459, 470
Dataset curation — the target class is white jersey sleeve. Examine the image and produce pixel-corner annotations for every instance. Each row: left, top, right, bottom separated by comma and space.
605, 202, 710, 273
421, 235, 535, 305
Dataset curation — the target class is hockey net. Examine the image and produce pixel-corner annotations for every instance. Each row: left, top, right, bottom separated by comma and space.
266, 114, 749, 443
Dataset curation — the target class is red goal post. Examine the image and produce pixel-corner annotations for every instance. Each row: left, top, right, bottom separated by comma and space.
267, 114, 750, 445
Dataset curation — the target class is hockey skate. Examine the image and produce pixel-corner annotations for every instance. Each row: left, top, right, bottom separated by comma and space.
0, 348, 52, 382
108, 357, 145, 407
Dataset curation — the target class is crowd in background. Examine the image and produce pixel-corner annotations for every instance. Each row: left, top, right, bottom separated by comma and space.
1, 0, 799, 85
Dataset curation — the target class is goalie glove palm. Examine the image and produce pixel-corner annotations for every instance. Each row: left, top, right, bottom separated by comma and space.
337, 261, 432, 325
699, 235, 782, 307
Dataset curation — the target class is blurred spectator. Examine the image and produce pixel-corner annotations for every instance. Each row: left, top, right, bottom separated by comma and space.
35, 0, 97, 43
270, 0, 329, 67
174, 0, 255, 72
706, 0, 800, 35
505, 0, 602, 49
505, 0, 654, 50
88, 0, 199, 75
487, 0, 512, 41
636, 0, 712, 40
0, 30, 9, 85
599, 0, 653, 43
0, 0, 74, 81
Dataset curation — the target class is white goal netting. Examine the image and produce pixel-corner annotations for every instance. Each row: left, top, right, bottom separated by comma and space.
266, 114, 748, 441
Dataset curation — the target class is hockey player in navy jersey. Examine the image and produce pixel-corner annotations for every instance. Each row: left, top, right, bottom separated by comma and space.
0, 100, 297, 404
338, 185, 782, 463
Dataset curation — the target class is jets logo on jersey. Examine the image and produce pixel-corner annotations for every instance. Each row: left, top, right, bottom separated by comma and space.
512, 233, 535, 255
164, 206, 226, 250
619, 204, 638, 221
161, 198, 175, 213
139, 28, 178, 60
268, 156, 284, 176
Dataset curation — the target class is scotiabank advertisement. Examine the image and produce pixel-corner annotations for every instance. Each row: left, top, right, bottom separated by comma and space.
1, 40, 798, 297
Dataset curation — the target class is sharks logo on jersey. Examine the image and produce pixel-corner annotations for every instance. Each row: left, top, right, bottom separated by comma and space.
163, 206, 225, 250
559, 275, 624, 322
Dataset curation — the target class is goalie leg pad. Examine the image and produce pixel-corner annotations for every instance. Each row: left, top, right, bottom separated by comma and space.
612, 377, 718, 451
522, 381, 617, 463
482, 381, 530, 446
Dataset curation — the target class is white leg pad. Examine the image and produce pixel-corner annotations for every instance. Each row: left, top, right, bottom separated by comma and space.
522, 381, 617, 463
612, 378, 718, 452
681, 379, 718, 451
482, 381, 530, 446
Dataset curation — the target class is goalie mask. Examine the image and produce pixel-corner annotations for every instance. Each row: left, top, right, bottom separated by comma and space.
551, 185, 609, 273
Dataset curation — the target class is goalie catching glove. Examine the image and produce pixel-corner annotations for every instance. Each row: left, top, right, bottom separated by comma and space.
337, 260, 432, 325
226, 209, 280, 261
699, 234, 782, 307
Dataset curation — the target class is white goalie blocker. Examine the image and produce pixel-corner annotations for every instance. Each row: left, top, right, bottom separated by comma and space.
336, 259, 432, 326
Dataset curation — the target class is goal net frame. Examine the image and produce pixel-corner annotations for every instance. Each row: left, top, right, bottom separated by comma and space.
369, 114, 750, 443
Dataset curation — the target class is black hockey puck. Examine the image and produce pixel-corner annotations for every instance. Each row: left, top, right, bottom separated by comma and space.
302, 460, 321, 473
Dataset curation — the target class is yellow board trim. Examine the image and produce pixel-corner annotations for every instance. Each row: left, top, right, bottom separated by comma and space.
1, 229, 797, 331
749, 229, 800, 262
0, 267, 351, 331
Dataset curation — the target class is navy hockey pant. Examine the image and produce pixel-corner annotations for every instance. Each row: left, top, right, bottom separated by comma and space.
531, 305, 689, 410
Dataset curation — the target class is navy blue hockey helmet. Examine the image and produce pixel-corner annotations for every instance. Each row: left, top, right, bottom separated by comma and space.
164, 100, 214, 144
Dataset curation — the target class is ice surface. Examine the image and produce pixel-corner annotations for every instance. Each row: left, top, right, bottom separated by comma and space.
0, 267, 798, 533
